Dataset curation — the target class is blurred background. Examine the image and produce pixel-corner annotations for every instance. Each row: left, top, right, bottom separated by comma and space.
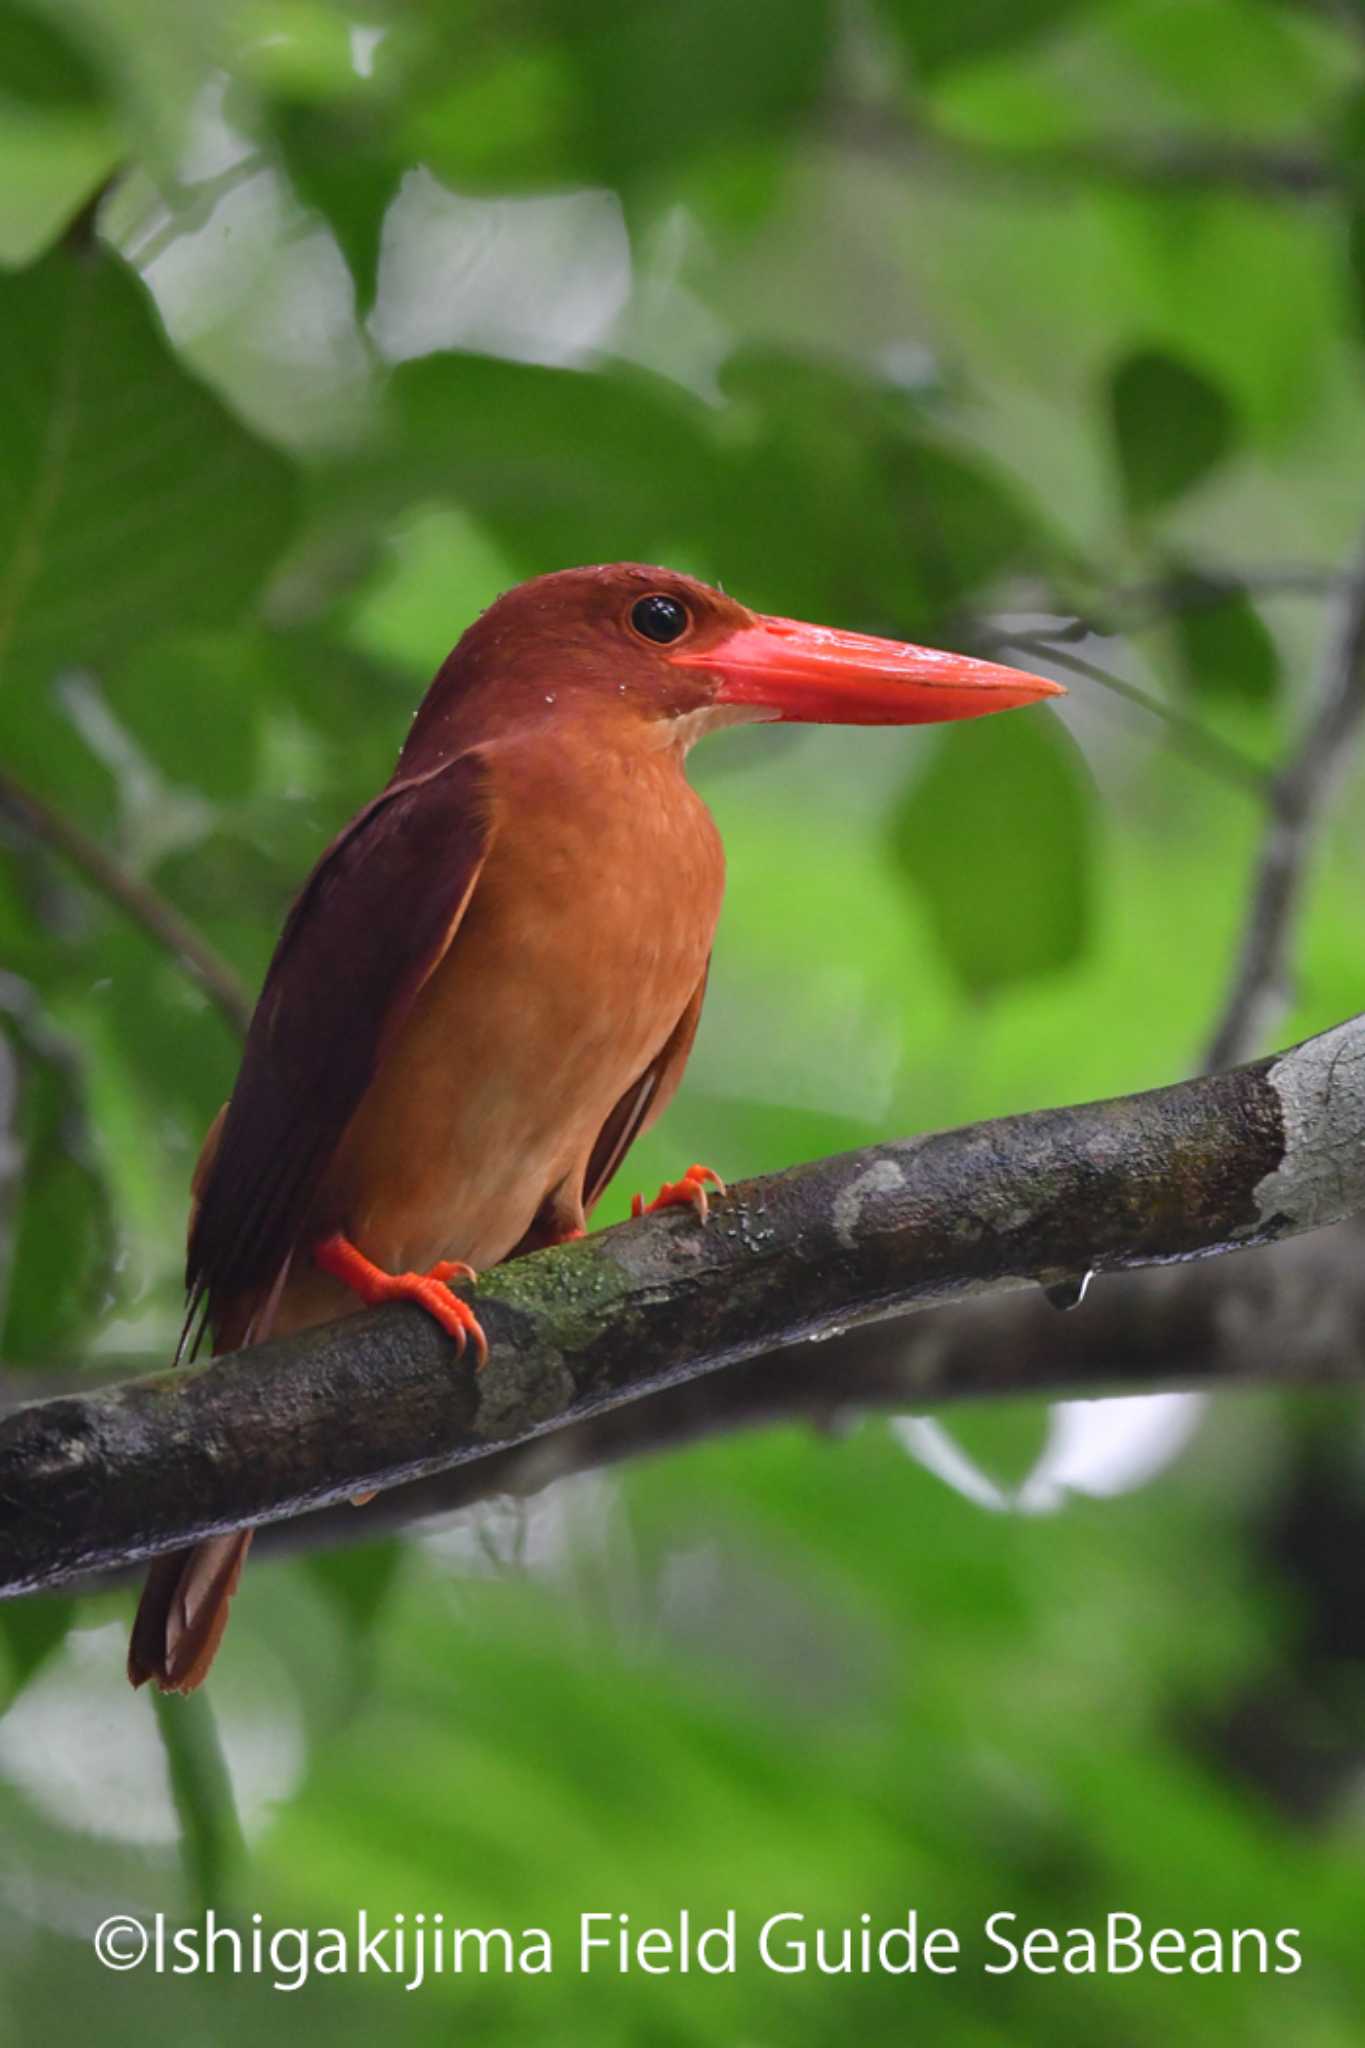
2, 0, 1365, 2038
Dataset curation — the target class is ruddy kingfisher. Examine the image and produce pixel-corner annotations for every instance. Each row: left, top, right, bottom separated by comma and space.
128, 563, 1062, 1692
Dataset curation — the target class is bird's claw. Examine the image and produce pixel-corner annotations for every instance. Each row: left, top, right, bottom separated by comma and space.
631, 1163, 726, 1224
392, 1273, 489, 1367
428, 1257, 478, 1287
314, 1234, 489, 1368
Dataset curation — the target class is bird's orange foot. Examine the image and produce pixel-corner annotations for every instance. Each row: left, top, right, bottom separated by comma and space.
314, 1234, 488, 1367
631, 1163, 726, 1223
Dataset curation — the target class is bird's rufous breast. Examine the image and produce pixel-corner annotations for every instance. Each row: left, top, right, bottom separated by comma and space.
309, 722, 724, 1280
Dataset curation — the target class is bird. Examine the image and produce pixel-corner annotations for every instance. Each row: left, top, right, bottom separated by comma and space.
127, 562, 1062, 1693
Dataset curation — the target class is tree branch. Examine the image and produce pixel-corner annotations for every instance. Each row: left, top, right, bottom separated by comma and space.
1204, 530, 1365, 1070
837, 106, 1344, 201
0, 768, 252, 1037
2, 1010, 1364, 1598
256, 1211, 1365, 1566
16, 1213, 1365, 1589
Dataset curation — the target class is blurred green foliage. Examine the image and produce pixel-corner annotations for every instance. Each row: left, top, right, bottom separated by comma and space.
1, 0, 1365, 2041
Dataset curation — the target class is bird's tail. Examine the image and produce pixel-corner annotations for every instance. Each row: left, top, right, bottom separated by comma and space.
127, 1530, 254, 1694
127, 1258, 290, 1694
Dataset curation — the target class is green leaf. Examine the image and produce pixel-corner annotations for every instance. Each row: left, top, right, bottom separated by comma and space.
306, 1540, 406, 1641
0, 1049, 113, 1358
0, 3, 117, 265
878, 0, 1090, 78
383, 350, 723, 572
1347, 206, 1365, 351
226, 0, 360, 100
911, 1404, 1054, 1496
1329, 79, 1365, 204
107, 632, 267, 803
0, 0, 102, 108
1105, 0, 1346, 135
0, 852, 47, 982
275, 99, 399, 312
0, 1594, 75, 1708
0, 119, 117, 267
355, 343, 1053, 649
890, 437, 1044, 615
419, 0, 831, 199
887, 708, 1094, 1001
0, 244, 299, 703
719, 348, 1050, 626
405, 38, 610, 195
1108, 347, 1238, 520
714, 349, 937, 623
556, 0, 835, 195
305, 1539, 407, 1709
1164, 571, 1281, 708
25, 0, 219, 175
77, 921, 244, 1137
265, 0, 832, 234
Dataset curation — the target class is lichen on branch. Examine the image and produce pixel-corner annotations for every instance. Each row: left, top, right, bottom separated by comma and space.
1, 1010, 1363, 1599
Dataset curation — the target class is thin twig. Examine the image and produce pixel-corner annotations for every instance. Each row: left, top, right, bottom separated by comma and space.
983, 565, 1346, 647
985, 631, 1271, 797
1203, 532, 1365, 1070
1095, 564, 1350, 628
2, 1006, 1363, 1596
0, 770, 252, 1037
152, 1688, 246, 1912
118, 155, 268, 274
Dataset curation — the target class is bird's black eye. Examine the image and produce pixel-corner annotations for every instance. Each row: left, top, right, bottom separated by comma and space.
630, 593, 689, 645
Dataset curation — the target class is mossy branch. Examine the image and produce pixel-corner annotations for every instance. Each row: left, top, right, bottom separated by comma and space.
1, 1010, 1363, 1597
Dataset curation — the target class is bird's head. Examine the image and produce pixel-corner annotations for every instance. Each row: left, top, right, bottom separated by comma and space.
402, 563, 1064, 763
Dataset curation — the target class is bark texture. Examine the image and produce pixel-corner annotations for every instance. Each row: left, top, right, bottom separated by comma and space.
1, 1011, 1362, 1597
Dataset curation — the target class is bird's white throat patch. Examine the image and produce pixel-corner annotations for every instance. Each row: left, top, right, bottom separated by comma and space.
663, 702, 781, 753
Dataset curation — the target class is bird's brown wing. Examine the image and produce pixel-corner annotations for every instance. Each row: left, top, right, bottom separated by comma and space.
184, 751, 493, 1348
478, 966, 712, 1264
581, 959, 711, 1216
